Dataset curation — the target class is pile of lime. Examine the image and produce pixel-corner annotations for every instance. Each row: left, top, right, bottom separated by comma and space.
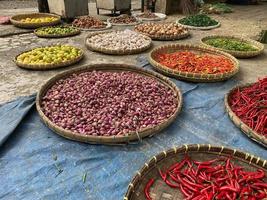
35, 26, 79, 36
20, 17, 58, 23
16, 45, 82, 65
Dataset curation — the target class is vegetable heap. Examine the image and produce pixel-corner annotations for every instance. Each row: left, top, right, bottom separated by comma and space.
145, 155, 267, 200
205, 38, 258, 51
109, 14, 137, 24
20, 17, 58, 23
200, 3, 233, 14
72, 16, 106, 29
156, 51, 234, 74
179, 14, 218, 27
41, 71, 178, 136
137, 11, 158, 19
17, 45, 82, 65
35, 26, 79, 36
229, 77, 267, 137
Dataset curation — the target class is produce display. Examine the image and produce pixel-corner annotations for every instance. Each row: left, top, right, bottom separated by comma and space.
136, 11, 158, 19
35, 26, 80, 37
134, 23, 188, 40
108, 14, 139, 25
155, 51, 234, 74
86, 30, 151, 52
72, 16, 106, 29
204, 37, 258, 51
200, 3, 233, 14
16, 45, 82, 65
145, 155, 267, 200
20, 17, 58, 23
41, 71, 178, 136
228, 78, 267, 138
178, 14, 219, 27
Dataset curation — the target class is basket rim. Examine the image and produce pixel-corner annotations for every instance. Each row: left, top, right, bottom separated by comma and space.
134, 23, 190, 41
148, 43, 239, 82
10, 13, 61, 28
201, 35, 265, 58
176, 19, 220, 30
34, 25, 81, 38
36, 63, 183, 145
14, 45, 84, 70
85, 30, 152, 55
124, 144, 267, 200
224, 83, 267, 148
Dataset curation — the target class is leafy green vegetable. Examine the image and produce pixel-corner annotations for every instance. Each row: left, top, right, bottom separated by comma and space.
179, 14, 218, 27
205, 38, 258, 51
201, 3, 233, 14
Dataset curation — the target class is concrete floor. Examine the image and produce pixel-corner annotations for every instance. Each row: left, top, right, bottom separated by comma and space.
0, 3, 266, 104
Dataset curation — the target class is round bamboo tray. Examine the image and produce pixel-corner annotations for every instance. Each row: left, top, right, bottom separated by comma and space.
149, 44, 239, 82
201, 35, 265, 58
72, 22, 112, 31
85, 31, 152, 55
10, 13, 61, 29
177, 19, 220, 30
107, 16, 142, 26
134, 24, 190, 41
124, 144, 267, 200
134, 13, 166, 21
36, 63, 183, 145
14, 45, 84, 70
225, 83, 267, 148
34, 26, 81, 38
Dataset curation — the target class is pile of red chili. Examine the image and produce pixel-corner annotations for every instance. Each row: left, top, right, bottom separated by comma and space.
144, 155, 267, 200
156, 51, 234, 74
228, 77, 267, 137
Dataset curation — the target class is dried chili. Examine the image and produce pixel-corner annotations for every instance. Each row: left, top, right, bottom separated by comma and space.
144, 178, 154, 200
156, 51, 234, 74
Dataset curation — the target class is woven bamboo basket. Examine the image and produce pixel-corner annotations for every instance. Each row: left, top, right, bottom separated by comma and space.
34, 26, 81, 38
36, 63, 183, 145
201, 35, 265, 58
149, 44, 239, 82
124, 144, 267, 200
225, 83, 267, 148
134, 13, 167, 21
107, 16, 142, 26
10, 13, 61, 29
134, 24, 190, 41
14, 45, 84, 70
85, 31, 152, 55
72, 22, 112, 31
176, 20, 220, 30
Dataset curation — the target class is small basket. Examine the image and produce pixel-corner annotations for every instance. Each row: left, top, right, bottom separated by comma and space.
201, 35, 265, 58
107, 16, 142, 26
149, 43, 239, 82
14, 45, 84, 70
34, 26, 81, 38
36, 63, 183, 145
10, 13, 61, 29
176, 19, 220, 30
134, 13, 167, 21
85, 31, 152, 55
72, 22, 112, 31
225, 83, 267, 148
124, 144, 267, 200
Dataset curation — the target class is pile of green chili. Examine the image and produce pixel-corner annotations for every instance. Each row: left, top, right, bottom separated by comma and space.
179, 14, 218, 27
205, 37, 258, 51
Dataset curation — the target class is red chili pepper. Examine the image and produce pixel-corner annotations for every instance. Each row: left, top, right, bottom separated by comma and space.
144, 178, 154, 200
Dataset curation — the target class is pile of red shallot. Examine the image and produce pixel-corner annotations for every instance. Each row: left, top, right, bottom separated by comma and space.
41, 71, 178, 136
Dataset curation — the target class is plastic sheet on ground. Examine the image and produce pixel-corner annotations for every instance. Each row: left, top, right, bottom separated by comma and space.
0, 58, 266, 200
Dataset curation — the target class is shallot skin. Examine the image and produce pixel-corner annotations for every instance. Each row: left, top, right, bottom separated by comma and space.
41, 71, 178, 136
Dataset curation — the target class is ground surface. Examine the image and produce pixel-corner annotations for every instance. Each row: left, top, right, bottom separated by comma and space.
0, 2, 266, 104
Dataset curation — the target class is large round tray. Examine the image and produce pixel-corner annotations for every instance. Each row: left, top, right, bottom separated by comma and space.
34, 26, 81, 38
124, 144, 267, 200
14, 45, 84, 70
107, 16, 142, 26
225, 83, 267, 148
36, 64, 183, 145
85, 31, 152, 55
10, 13, 61, 29
134, 13, 166, 21
72, 22, 112, 31
149, 44, 239, 82
201, 35, 265, 58
134, 23, 190, 41
177, 19, 220, 30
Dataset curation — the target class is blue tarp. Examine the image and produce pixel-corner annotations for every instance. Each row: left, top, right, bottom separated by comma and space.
0, 58, 266, 200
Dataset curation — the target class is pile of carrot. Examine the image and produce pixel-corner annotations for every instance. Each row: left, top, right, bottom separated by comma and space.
229, 77, 267, 137
156, 51, 234, 74
144, 155, 267, 200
